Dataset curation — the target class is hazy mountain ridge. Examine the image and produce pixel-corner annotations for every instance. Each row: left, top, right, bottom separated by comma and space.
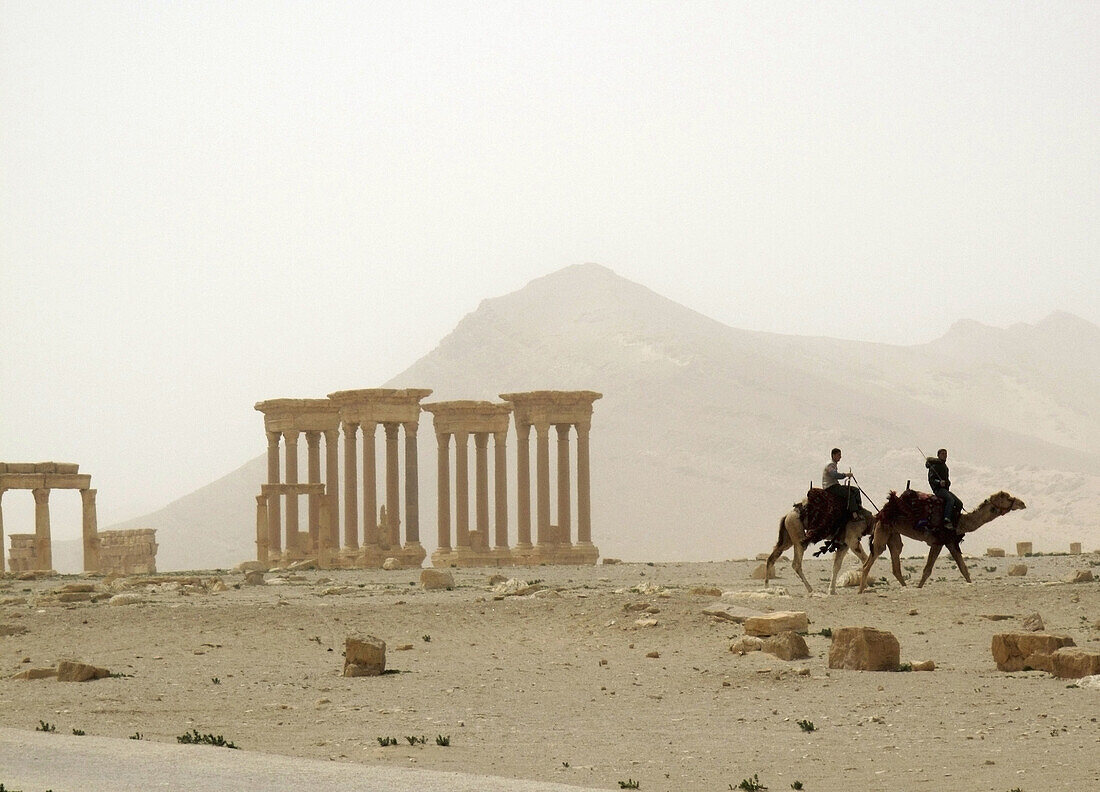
103, 264, 1099, 569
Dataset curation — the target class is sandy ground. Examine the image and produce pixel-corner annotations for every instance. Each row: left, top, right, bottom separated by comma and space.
1, 552, 1098, 792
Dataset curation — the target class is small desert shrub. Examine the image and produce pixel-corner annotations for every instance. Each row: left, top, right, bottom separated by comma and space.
71, 728, 85, 736
790, 783, 804, 790
435, 734, 450, 746
618, 780, 640, 789
129, 732, 143, 740
35, 721, 56, 733
797, 719, 815, 732
736, 774, 767, 791
405, 735, 427, 745
177, 729, 237, 749
376, 736, 397, 747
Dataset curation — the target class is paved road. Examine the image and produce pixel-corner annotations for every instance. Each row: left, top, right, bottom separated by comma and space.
0, 727, 608, 792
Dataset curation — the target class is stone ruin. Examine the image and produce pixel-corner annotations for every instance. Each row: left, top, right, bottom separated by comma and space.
1, 462, 157, 575
254, 388, 601, 570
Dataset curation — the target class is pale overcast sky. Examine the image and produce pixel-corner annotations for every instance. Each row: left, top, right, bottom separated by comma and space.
2, 1, 1097, 533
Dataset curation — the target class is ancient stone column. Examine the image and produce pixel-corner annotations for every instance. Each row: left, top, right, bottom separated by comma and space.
384, 423, 401, 547
255, 494, 269, 562
535, 422, 551, 546
283, 430, 300, 555
404, 421, 420, 546
323, 428, 340, 549
576, 423, 592, 545
493, 430, 508, 549
266, 430, 282, 555
516, 423, 532, 548
0, 488, 6, 574
556, 423, 571, 546
342, 421, 359, 550
32, 487, 51, 571
362, 422, 377, 547
474, 432, 489, 547
81, 488, 99, 572
436, 432, 451, 550
455, 431, 470, 548
306, 431, 321, 552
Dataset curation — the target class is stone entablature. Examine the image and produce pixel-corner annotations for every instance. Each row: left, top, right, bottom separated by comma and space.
98, 529, 158, 575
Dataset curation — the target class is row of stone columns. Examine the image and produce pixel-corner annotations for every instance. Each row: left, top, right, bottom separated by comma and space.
1, 464, 102, 573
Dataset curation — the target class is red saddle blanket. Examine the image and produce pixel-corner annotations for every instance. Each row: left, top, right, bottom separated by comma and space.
796, 488, 846, 544
876, 490, 952, 539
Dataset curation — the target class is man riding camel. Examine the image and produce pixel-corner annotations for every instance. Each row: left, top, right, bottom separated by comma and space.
823, 448, 861, 519
926, 448, 962, 532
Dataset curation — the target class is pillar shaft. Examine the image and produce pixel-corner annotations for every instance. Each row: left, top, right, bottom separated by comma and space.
306, 431, 321, 552
493, 431, 508, 549
404, 422, 420, 545
384, 423, 401, 546
33, 487, 51, 571
474, 433, 489, 543
455, 431, 470, 547
556, 424, 572, 546
535, 423, 551, 546
266, 431, 281, 554
81, 488, 99, 573
0, 489, 6, 574
577, 424, 592, 544
283, 430, 300, 555
342, 421, 359, 550
323, 429, 340, 549
516, 424, 532, 548
436, 433, 451, 550
362, 422, 377, 547
255, 494, 269, 563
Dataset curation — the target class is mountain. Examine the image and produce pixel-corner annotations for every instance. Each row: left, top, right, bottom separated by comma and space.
105, 264, 1099, 570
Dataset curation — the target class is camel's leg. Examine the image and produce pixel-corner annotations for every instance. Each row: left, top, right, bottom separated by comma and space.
946, 542, 972, 583
764, 534, 792, 589
791, 541, 813, 594
829, 546, 848, 595
917, 543, 943, 588
887, 533, 906, 587
859, 528, 887, 593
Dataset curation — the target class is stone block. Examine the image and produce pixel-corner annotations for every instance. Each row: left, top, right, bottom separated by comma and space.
1016, 542, 1032, 556
1021, 613, 1044, 632
991, 632, 1076, 672
12, 667, 57, 680
1051, 648, 1100, 679
750, 563, 777, 580
244, 570, 265, 586
911, 660, 935, 671
729, 636, 763, 655
701, 603, 765, 623
1069, 542, 1082, 554
57, 660, 111, 682
344, 634, 386, 677
828, 626, 900, 671
1007, 564, 1027, 576
744, 611, 809, 636
1065, 569, 1095, 583
420, 569, 454, 590
985, 548, 1005, 557
762, 631, 810, 661
382, 557, 401, 570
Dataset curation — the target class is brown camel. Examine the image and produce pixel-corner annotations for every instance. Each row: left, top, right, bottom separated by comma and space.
765, 505, 873, 594
859, 490, 1026, 592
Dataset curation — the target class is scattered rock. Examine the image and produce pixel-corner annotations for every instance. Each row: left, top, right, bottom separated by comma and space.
0, 623, 28, 636
701, 603, 764, 623
1051, 648, 1100, 679
12, 667, 57, 680
57, 592, 94, 603
321, 586, 354, 596
991, 632, 1076, 672
487, 574, 508, 586
60, 583, 96, 593
633, 618, 658, 628
235, 561, 266, 573
690, 586, 723, 597
209, 579, 228, 593
343, 635, 386, 677
57, 660, 111, 682
108, 593, 144, 606
1021, 613, 1045, 632
645, 650, 660, 658
744, 611, 809, 637
828, 626, 900, 671
838, 569, 862, 588
1015, 542, 1033, 556
762, 631, 810, 661
420, 569, 454, 591
286, 559, 317, 571
244, 571, 265, 586
395, 644, 413, 651
980, 614, 1013, 621
750, 563, 778, 580
910, 660, 936, 671
1007, 564, 1027, 577
985, 548, 1005, 557
382, 558, 401, 571
1064, 569, 1095, 584
729, 636, 764, 655
601, 558, 621, 565
1075, 674, 1100, 689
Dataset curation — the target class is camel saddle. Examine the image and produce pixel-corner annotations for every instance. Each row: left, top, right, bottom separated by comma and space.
876, 489, 959, 544
796, 488, 847, 545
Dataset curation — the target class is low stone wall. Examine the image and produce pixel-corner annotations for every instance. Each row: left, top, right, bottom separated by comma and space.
98, 529, 157, 575
7, 534, 37, 573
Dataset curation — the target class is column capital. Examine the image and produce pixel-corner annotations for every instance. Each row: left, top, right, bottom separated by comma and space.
493, 430, 507, 445
32, 488, 50, 504
283, 429, 300, 446
516, 422, 531, 440
266, 430, 281, 447
305, 430, 321, 444
555, 423, 572, 439
323, 427, 339, 442
473, 432, 489, 449
402, 420, 419, 436
342, 420, 360, 435
533, 421, 550, 436
436, 431, 451, 447
384, 422, 400, 439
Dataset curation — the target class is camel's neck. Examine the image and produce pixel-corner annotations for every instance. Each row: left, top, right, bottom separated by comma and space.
959, 498, 1005, 533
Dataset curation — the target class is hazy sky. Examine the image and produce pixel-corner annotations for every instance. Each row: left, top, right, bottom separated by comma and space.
2, 1, 1097, 535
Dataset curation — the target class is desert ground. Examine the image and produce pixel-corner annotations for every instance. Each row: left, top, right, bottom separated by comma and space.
1, 551, 1098, 792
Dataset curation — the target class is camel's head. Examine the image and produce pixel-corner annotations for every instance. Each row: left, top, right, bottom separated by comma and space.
989, 491, 1027, 514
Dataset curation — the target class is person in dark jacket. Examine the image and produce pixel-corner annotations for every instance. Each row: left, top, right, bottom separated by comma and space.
823, 448, 861, 518
926, 448, 961, 530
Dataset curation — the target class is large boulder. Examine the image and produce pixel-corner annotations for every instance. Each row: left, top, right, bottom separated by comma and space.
420, 569, 454, 590
991, 633, 1076, 672
744, 611, 809, 637
56, 660, 111, 682
344, 635, 386, 677
762, 631, 810, 661
1051, 648, 1100, 679
828, 626, 900, 671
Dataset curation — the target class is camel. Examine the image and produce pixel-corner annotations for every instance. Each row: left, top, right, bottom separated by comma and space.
858, 490, 1026, 592
764, 504, 874, 594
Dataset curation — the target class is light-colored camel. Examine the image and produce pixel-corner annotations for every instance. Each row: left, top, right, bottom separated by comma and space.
858, 490, 1026, 592
765, 505, 873, 594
